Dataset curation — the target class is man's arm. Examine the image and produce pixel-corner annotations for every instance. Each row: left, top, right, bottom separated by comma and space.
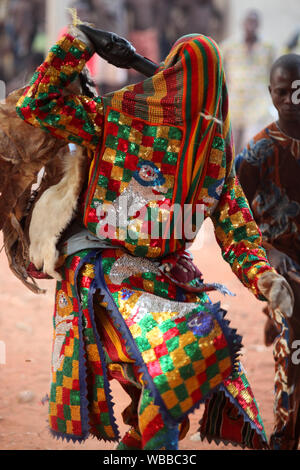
16, 28, 104, 151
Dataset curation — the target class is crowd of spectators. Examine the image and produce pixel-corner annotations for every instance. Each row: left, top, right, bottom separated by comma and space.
0, 0, 227, 94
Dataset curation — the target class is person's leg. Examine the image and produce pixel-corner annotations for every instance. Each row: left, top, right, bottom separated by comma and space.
137, 386, 180, 450
269, 276, 300, 450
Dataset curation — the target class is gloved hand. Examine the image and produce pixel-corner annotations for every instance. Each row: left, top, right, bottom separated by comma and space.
257, 271, 294, 318
77, 24, 136, 68
266, 246, 299, 276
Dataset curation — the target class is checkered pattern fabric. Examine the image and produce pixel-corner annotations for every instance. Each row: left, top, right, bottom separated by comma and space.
84, 108, 182, 258
50, 251, 118, 442
199, 364, 268, 449
107, 284, 232, 421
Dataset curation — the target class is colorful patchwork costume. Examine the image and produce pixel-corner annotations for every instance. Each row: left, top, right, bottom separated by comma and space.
16, 27, 276, 450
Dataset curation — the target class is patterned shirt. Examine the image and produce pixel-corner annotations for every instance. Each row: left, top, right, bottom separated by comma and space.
236, 122, 300, 264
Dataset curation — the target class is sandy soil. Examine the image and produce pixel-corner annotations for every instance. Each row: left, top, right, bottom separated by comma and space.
0, 220, 277, 451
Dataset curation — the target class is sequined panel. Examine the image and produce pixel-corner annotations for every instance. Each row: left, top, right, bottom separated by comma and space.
84, 109, 183, 258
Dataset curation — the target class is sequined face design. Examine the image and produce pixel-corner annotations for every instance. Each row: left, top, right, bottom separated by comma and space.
86, 109, 183, 255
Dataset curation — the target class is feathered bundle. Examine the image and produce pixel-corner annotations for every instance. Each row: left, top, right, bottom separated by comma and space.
0, 69, 96, 292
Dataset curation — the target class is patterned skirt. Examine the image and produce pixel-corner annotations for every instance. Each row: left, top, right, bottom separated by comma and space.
49, 248, 268, 449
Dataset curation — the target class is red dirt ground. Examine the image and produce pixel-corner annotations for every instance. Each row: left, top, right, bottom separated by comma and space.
0, 220, 278, 451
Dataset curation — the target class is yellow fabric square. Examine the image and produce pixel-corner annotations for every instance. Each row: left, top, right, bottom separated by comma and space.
218, 357, 231, 374
70, 405, 81, 421
146, 326, 164, 348
170, 348, 189, 369
142, 348, 156, 363
63, 376, 73, 389
66, 420, 73, 434
161, 389, 178, 409
165, 369, 183, 389
111, 166, 124, 181
102, 148, 117, 163
104, 425, 116, 438
56, 386, 63, 405
201, 342, 216, 359
192, 359, 207, 374
64, 338, 74, 358
129, 323, 142, 338
96, 388, 106, 402
139, 145, 153, 160
94, 186, 106, 201
87, 343, 99, 362
129, 128, 142, 145
156, 127, 170, 139
209, 373, 222, 389
49, 402, 57, 416
72, 360, 79, 378
179, 396, 193, 413
185, 375, 200, 394
178, 331, 196, 348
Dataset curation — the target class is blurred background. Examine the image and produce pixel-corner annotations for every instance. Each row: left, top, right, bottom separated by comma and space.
0, 0, 299, 150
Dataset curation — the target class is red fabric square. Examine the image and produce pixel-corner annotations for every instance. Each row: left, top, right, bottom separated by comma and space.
154, 343, 169, 358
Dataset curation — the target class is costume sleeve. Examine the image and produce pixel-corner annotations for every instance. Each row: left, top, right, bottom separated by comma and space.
16, 30, 104, 151
210, 136, 275, 300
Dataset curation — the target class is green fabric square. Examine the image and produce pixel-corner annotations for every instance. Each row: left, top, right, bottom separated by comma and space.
106, 134, 119, 150
220, 217, 233, 234
176, 321, 188, 335
70, 389, 80, 406
63, 404, 71, 420
98, 175, 109, 188
108, 110, 120, 123
163, 152, 177, 165
69, 45, 83, 59
134, 246, 149, 257
122, 169, 132, 182
57, 417, 67, 433
51, 45, 67, 60
179, 363, 195, 380
115, 150, 126, 166
206, 362, 219, 380
169, 403, 182, 419
215, 347, 229, 362
62, 356, 73, 377
159, 319, 176, 334
128, 142, 140, 156
144, 125, 157, 137
200, 381, 211, 397
106, 190, 117, 202
174, 383, 189, 401
166, 336, 179, 353
118, 125, 130, 140
135, 336, 152, 352
153, 374, 170, 394
159, 354, 174, 373
233, 226, 247, 242
153, 138, 168, 152
184, 341, 203, 360
139, 315, 157, 333
212, 136, 225, 151
168, 127, 182, 140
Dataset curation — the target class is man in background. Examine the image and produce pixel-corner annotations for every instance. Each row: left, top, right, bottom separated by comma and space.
236, 54, 300, 450
222, 10, 275, 154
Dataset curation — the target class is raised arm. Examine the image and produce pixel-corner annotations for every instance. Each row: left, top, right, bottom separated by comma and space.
210, 134, 274, 300
16, 28, 104, 151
